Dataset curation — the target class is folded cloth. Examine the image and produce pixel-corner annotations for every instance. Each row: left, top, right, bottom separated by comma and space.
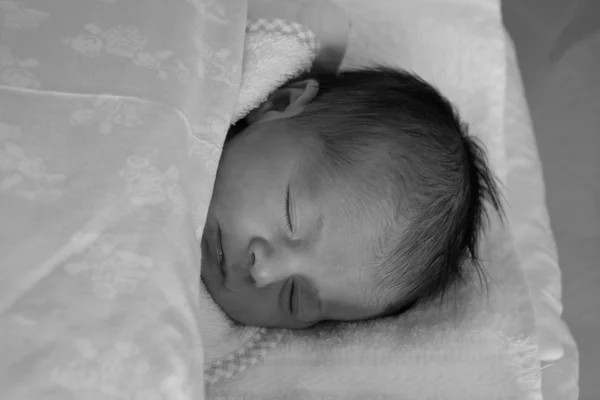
201, 18, 319, 381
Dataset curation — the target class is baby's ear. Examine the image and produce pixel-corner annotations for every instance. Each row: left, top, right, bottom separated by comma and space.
246, 79, 319, 124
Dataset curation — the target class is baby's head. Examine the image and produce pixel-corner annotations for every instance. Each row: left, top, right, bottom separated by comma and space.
201, 67, 501, 329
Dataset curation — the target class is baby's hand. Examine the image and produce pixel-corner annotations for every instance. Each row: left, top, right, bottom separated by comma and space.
298, 0, 350, 74
298, 0, 351, 73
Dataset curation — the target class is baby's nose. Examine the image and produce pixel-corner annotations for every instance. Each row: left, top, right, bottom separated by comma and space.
248, 237, 294, 288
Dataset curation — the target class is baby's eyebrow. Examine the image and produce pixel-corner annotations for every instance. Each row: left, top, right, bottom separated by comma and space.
307, 210, 324, 241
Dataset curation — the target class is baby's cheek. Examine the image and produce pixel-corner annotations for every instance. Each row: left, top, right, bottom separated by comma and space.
208, 280, 305, 328
207, 281, 276, 324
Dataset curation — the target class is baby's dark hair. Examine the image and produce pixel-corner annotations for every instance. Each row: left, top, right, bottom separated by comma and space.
289, 67, 503, 316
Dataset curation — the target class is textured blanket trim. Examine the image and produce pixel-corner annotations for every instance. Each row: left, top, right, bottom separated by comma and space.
204, 328, 285, 385
246, 18, 320, 58
502, 334, 544, 400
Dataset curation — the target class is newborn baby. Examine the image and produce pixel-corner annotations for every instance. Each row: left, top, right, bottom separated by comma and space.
201, 67, 502, 329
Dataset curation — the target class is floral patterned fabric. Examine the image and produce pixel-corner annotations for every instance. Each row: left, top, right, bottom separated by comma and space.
0, 1, 246, 399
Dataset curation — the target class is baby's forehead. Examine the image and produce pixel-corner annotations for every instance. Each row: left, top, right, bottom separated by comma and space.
307, 179, 395, 270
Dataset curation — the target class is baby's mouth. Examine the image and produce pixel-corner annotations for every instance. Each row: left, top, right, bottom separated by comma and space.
215, 223, 229, 281
200, 228, 225, 284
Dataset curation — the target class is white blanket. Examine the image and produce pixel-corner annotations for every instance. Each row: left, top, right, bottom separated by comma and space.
0, 1, 247, 399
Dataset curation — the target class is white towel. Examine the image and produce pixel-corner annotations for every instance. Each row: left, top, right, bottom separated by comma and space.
232, 18, 319, 123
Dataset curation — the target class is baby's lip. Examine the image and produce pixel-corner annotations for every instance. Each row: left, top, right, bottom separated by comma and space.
214, 222, 228, 282
201, 222, 225, 282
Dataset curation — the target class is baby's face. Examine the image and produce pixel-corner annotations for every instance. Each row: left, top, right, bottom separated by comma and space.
201, 119, 388, 328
